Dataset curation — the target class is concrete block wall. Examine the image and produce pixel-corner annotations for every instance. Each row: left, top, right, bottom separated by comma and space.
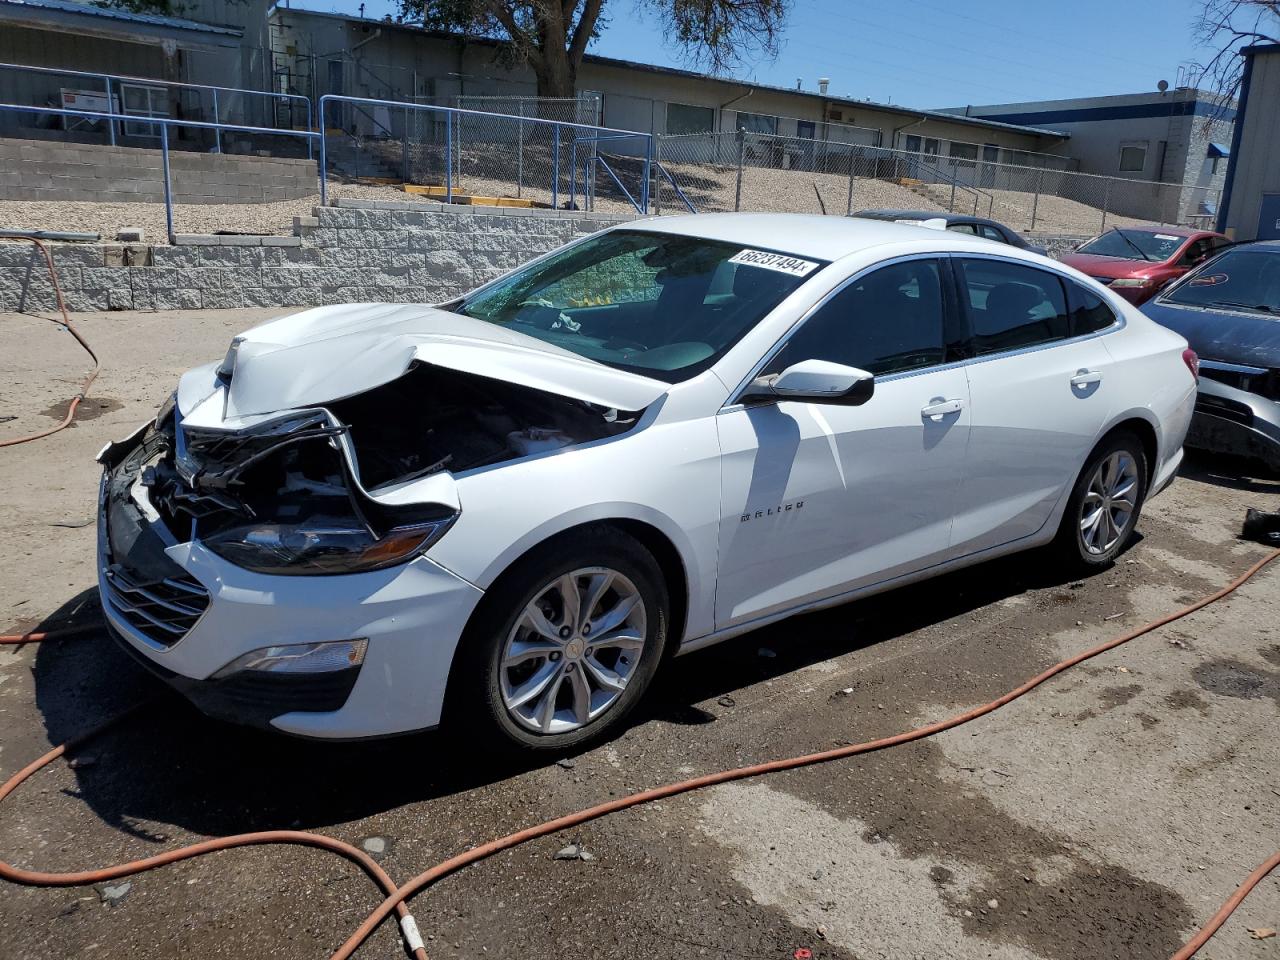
0, 138, 318, 205
0, 199, 636, 312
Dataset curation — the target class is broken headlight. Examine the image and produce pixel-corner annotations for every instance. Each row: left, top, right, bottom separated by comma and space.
202, 515, 454, 576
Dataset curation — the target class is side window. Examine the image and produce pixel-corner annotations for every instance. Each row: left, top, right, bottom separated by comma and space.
1067, 282, 1118, 336
1178, 238, 1210, 267
769, 259, 948, 377
958, 258, 1070, 356
979, 225, 1006, 243
947, 222, 979, 235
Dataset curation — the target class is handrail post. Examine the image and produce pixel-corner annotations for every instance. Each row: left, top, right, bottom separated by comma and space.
570, 137, 578, 210
846, 144, 855, 215
211, 87, 221, 153
161, 123, 174, 244
553, 124, 560, 210
402, 104, 410, 184
654, 138, 663, 216
306, 96, 314, 160
642, 133, 652, 213
445, 110, 453, 203
102, 75, 116, 146
734, 127, 745, 212
318, 96, 329, 205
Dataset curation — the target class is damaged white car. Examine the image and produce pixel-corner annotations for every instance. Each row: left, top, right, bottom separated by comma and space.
98, 214, 1197, 749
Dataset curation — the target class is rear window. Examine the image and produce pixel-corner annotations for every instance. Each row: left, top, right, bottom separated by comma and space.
1163, 248, 1280, 314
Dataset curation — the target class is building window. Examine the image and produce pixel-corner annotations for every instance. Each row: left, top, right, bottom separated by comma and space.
948, 142, 979, 168
736, 112, 778, 135
666, 102, 714, 135
905, 134, 922, 153
1119, 142, 1147, 173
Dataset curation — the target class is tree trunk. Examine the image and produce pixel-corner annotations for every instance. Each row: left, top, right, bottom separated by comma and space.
533, 44, 576, 101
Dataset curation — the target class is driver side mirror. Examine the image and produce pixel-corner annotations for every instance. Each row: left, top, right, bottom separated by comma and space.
743, 359, 875, 406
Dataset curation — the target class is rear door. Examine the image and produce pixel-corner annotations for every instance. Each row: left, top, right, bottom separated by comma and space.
950, 256, 1118, 555
715, 256, 971, 628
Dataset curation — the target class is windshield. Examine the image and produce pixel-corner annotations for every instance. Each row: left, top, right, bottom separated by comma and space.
1076, 230, 1185, 262
456, 230, 825, 383
1163, 248, 1280, 314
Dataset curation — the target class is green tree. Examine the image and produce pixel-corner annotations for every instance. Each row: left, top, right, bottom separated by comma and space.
394, 0, 790, 99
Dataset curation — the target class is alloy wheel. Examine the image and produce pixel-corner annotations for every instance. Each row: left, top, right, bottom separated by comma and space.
1079, 451, 1139, 555
498, 566, 647, 735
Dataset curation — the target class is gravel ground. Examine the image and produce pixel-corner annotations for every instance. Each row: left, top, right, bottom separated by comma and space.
1, 307, 1278, 960
0, 170, 1141, 243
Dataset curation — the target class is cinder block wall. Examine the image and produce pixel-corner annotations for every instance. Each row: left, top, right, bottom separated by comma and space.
0, 138, 318, 205
0, 200, 635, 312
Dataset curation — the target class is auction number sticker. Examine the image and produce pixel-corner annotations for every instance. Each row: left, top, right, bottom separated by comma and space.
729, 249, 820, 277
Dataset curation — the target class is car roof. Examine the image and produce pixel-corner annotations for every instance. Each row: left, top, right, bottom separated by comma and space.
854, 209, 974, 223
626, 212, 1000, 261
1108, 224, 1213, 238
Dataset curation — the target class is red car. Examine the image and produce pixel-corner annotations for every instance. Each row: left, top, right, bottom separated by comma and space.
1060, 226, 1232, 305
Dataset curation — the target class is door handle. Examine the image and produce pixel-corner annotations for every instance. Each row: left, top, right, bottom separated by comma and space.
1070, 370, 1103, 387
921, 398, 965, 419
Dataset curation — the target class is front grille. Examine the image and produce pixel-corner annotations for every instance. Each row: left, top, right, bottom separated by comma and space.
103, 565, 209, 649
207, 668, 362, 716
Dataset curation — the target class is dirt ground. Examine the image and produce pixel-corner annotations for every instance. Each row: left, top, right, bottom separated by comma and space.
1, 306, 1278, 960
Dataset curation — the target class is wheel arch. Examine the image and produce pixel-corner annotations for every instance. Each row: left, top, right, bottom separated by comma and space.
1095, 412, 1160, 484
455, 513, 695, 661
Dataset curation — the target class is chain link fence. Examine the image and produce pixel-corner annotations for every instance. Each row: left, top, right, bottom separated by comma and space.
655, 130, 1222, 237
655, 131, 993, 219
320, 96, 651, 214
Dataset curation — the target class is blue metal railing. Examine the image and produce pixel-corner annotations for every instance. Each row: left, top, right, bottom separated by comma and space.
0, 103, 320, 244
0, 61, 313, 158
317, 94, 652, 213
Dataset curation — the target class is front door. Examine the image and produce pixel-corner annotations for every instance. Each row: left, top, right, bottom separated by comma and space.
715, 257, 970, 629
949, 256, 1117, 554
1256, 193, 1280, 240
981, 143, 999, 186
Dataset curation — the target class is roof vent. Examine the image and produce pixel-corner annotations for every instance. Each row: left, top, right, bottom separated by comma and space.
819, 78, 830, 95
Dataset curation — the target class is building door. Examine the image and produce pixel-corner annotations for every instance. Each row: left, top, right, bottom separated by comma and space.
980, 143, 999, 186
796, 120, 816, 169
1256, 194, 1280, 240
327, 60, 346, 130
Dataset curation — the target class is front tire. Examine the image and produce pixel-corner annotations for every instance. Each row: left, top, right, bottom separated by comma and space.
449, 527, 669, 752
1054, 431, 1147, 570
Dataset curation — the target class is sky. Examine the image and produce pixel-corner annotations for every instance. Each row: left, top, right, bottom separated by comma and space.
285, 0, 1218, 109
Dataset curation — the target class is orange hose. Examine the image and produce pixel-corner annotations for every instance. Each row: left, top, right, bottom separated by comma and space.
331, 546, 1280, 960
0, 624, 101, 645
2, 549, 1277, 960
0, 637, 427, 959
0, 237, 101, 448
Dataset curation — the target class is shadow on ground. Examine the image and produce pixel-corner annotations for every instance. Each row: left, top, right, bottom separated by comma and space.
18, 447, 1268, 848
17, 540, 1102, 848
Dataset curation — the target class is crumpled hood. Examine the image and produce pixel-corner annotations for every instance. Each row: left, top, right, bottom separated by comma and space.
198, 303, 670, 420
1142, 299, 1280, 368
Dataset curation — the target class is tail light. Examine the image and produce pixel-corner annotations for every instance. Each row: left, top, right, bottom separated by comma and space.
1182, 348, 1200, 382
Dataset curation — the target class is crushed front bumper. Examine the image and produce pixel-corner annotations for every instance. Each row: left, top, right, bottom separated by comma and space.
1188, 377, 1280, 471
97, 425, 485, 739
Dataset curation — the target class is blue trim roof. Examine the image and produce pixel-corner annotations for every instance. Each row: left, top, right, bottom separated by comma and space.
963, 98, 1236, 126
0, 0, 241, 35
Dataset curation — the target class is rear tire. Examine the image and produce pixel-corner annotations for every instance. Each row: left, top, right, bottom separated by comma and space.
1053, 430, 1148, 571
447, 526, 669, 752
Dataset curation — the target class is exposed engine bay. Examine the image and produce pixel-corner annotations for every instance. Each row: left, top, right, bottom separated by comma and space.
108, 362, 640, 574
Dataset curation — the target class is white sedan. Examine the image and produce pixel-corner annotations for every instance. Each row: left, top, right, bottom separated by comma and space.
97, 214, 1197, 749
